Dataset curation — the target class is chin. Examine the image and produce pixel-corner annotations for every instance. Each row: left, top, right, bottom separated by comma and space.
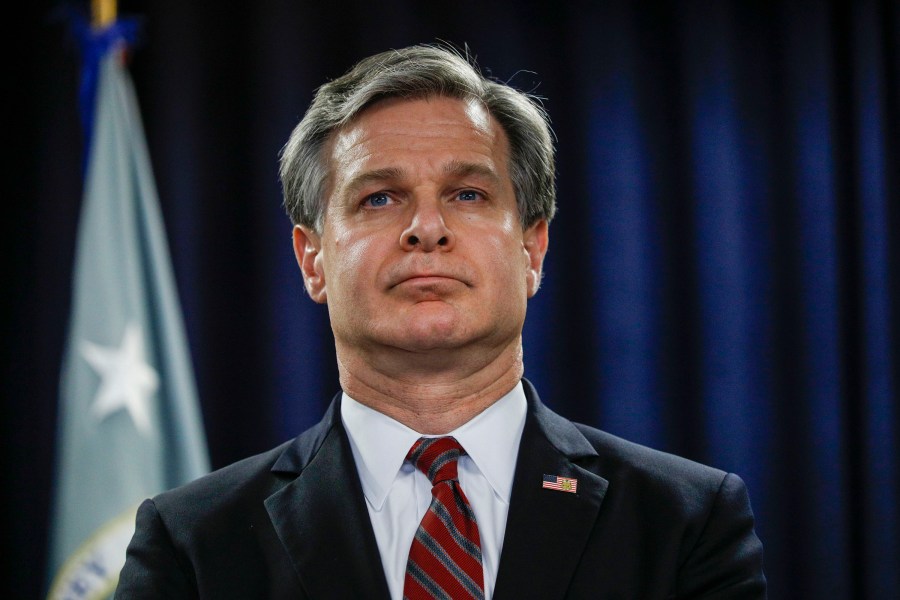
398, 320, 468, 351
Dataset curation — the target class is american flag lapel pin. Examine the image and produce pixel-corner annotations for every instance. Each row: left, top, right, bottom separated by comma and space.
542, 474, 578, 493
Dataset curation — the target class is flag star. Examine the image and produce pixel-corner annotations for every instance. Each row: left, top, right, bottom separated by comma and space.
80, 322, 159, 435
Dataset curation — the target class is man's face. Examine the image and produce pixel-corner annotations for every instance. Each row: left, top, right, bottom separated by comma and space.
293, 96, 548, 361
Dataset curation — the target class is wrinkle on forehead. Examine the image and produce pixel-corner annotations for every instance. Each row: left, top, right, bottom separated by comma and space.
331, 125, 365, 164
334, 96, 495, 149
323, 96, 508, 209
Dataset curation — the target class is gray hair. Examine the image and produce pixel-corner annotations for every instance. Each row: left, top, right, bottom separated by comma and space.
278, 44, 556, 232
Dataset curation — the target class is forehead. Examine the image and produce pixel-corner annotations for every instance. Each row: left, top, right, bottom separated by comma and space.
325, 95, 510, 185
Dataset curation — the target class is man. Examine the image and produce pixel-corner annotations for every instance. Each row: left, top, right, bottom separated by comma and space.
116, 45, 766, 599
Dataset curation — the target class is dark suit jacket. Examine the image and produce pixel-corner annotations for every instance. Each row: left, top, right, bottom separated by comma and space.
115, 380, 766, 599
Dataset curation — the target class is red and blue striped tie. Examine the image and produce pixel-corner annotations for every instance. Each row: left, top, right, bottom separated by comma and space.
403, 437, 485, 600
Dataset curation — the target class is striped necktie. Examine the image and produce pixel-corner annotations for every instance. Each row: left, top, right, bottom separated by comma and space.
403, 437, 485, 600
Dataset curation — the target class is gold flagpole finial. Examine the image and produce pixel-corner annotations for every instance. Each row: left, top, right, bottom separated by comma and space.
91, 0, 117, 28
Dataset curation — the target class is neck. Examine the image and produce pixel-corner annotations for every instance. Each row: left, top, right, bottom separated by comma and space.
335, 338, 524, 434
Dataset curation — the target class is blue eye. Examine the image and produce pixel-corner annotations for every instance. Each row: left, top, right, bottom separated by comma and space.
364, 193, 390, 207
458, 190, 481, 202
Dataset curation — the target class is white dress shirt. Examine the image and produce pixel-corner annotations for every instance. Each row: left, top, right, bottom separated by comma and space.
341, 382, 528, 600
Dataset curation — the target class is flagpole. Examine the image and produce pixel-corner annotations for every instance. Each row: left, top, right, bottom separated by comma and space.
91, 0, 116, 28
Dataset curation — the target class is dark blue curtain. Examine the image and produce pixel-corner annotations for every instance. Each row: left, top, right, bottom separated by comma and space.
10, 0, 898, 598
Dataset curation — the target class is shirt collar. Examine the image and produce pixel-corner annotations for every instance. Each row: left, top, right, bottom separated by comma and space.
341, 381, 528, 511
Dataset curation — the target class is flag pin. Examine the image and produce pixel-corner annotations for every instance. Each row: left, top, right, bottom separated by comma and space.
542, 474, 578, 493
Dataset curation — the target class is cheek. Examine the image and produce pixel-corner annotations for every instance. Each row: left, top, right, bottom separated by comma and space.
326, 231, 382, 291
480, 235, 529, 291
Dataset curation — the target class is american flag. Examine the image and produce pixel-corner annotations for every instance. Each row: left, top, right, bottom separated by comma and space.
542, 474, 578, 493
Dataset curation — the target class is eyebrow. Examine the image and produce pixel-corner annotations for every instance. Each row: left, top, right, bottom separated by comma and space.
342, 161, 502, 198
344, 167, 405, 196
443, 160, 502, 185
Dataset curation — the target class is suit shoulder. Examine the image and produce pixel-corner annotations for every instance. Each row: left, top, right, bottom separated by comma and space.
523, 381, 738, 505
154, 439, 294, 514
572, 422, 737, 503
153, 400, 339, 515
564, 427, 765, 597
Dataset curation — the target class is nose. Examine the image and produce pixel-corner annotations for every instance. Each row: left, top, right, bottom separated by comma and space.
399, 200, 455, 252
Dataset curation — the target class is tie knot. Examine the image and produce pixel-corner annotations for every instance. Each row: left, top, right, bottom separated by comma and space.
407, 437, 465, 485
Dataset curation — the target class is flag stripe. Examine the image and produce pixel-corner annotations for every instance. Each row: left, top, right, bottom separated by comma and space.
542, 474, 578, 493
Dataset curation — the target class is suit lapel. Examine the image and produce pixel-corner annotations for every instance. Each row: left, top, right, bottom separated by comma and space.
264, 398, 391, 600
493, 381, 609, 600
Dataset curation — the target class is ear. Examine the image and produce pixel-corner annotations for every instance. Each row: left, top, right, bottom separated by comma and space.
523, 219, 549, 298
292, 225, 327, 303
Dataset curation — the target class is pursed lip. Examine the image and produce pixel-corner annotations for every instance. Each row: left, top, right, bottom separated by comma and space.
391, 273, 461, 288
387, 266, 473, 289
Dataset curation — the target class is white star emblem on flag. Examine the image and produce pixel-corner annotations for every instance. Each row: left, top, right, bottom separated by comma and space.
80, 322, 159, 435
